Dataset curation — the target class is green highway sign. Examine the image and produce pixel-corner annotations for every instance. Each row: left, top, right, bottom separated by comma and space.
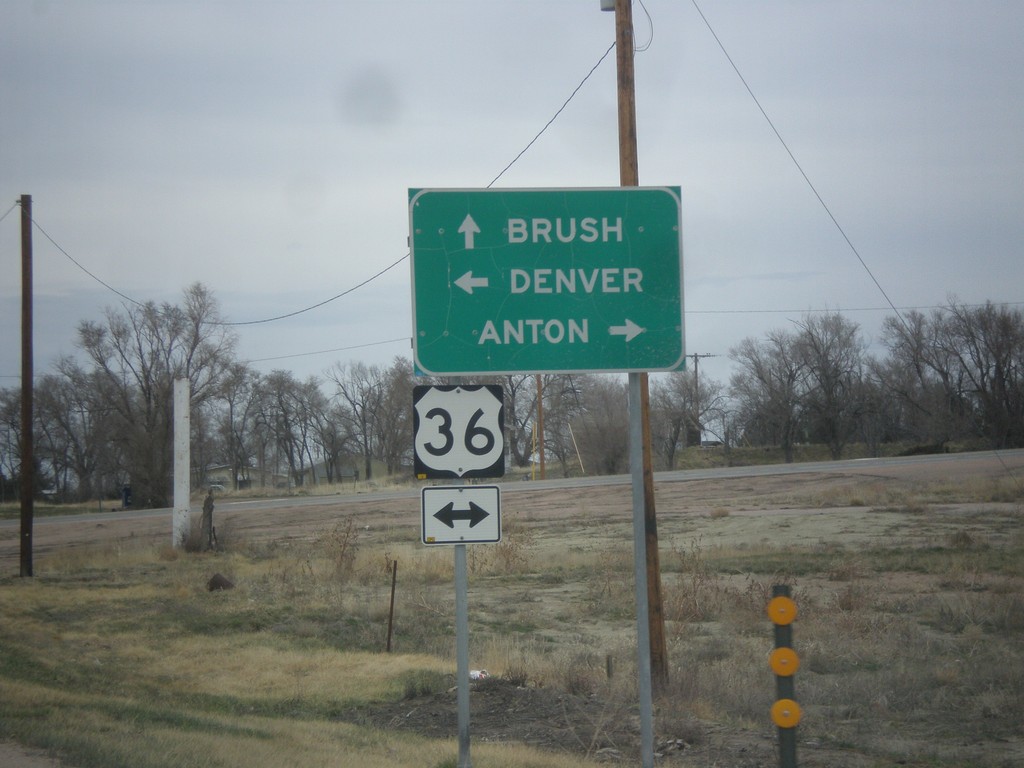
409, 187, 685, 375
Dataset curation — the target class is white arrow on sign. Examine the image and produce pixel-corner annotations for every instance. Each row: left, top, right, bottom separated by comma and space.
609, 319, 645, 342
458, 214, 481, 250
454, 271, 489, 294
422, 485, 501, 545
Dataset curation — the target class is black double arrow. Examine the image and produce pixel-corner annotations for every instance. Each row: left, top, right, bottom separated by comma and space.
433, 501, 489, 529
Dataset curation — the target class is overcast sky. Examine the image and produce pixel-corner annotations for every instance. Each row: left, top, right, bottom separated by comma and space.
3, 0, 1022, 389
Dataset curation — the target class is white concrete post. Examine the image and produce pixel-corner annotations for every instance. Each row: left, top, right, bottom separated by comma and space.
172, 377, 191, 548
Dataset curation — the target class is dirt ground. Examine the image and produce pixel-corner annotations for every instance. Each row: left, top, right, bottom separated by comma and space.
2, 451, 1022, 767
0, 742, 66, 768
341, 675, 777, 765
7, 451, 1021, 568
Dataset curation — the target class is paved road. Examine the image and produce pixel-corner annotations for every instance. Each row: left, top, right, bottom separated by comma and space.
4, 448, 1021, 530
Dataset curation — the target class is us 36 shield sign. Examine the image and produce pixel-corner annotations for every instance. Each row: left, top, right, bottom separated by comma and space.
413, 385, 505, 479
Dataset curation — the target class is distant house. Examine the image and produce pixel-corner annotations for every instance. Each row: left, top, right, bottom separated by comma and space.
203, 464, 289, 491
296, 461, 360, 487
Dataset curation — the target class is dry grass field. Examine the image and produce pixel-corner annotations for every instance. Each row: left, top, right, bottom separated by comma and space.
1, 451, 1022, 767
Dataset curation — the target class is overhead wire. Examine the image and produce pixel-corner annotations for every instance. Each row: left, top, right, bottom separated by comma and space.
0, 201, 18, 225
10, 37, 623, 342
223, 254, 408, 326
32, 215, 144, 307
487, 40, 616, 189
634, 0, 654, 53
243, 336, 410, 365
689, 0, 1023, 484
689, 0, 911, 334
6, 8, 972, 361
690, 301, 1024, 316
232, 37, 619, 326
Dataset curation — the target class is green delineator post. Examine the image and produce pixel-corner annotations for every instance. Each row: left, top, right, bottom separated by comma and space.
409, 187, 684, 376
769, 585, 800, 768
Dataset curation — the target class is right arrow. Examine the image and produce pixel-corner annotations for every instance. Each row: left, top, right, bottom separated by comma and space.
433, 501, 490, 529
609, 319, 645, 342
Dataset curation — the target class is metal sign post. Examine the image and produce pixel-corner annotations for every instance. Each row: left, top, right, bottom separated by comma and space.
420, 485, 500, 766
414, 383, 504, 768
455, 543, 471, 767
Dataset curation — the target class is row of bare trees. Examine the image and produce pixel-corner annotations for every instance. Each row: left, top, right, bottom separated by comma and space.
727, 302, 1024, 460
1, 285, 1020, 507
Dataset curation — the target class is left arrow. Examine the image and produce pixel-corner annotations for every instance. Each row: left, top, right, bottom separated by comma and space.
434, 501, 489, 529
454, 271, 489, 294
458, 214, 481, 250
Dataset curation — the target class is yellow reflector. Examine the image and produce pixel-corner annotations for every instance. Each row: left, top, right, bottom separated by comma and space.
767, 595, 797, 625
769, 647, 800, 676
771, 698, 802, 728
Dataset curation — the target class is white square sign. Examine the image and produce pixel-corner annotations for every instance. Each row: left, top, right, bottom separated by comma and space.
421, 485, 501, 545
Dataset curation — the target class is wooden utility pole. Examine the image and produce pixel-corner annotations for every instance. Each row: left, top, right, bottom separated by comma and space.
535, 375, 546, 480
20, 194, 34, 578
613, 0, 668, 688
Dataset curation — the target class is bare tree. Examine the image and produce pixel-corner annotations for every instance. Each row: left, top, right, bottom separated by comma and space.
571, 375, 629, 475
33, 361, 119, 501
879, 301, 1024, 448
651, 369, 726, 468
537, 375, 586, 476
75, 283, 236, 507
217, 363, 262, 490
876, 311, 945, 444
935, 300, 1023, 448
309, 399, 355, 483
374, 357, 415, 475
328, 362, 385, 481
0, 388, 20, 501
729, 329, 805, 462
501, 374, 538, 468
794, 313, 867, 459
258, 370, 314, 486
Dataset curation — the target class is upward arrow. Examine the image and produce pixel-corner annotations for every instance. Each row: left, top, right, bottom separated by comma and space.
433, 501, 489, 529
458, 214, 480, 250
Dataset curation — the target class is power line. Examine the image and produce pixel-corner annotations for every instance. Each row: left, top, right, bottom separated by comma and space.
6, 18, 973, 368
689, 301, 1024, 316
689, 0, 911, 333
1, 37, 622, 379
487, 40, 616, 188
246, 37, 617, 322
30, 214, 144, 307
236, 301, 1024, 367
11, 39, 620, 331
223, 254, 408, 326
243, 336, 409, 365
0, 201, 18, 225
2, 299, 1020, 380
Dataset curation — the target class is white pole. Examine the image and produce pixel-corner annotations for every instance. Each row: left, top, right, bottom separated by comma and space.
173, 377, 191, 548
